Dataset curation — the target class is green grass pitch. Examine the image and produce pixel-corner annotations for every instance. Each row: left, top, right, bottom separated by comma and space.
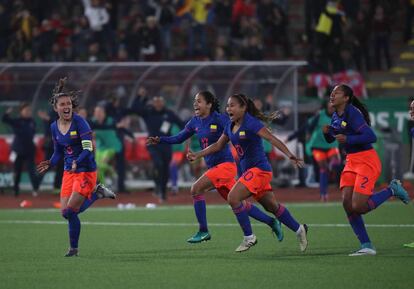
1, 202, 413, 289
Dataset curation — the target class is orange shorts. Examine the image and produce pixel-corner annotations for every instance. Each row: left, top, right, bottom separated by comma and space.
61, 171, 97, 199
204, 162, 237, 199
312, 148, 340, 162
340, 149, 381, 195
239, 167, 273, 201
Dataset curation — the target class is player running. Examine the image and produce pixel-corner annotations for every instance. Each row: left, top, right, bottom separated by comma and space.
147, 91, 283, 244
37, 78, 116, 257
188, 93, 308, 253
323, 84, 410, 256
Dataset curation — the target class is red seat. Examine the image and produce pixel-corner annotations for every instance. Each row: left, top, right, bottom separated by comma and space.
0, 138, 11, 164
35, 137, 45, 164
124, 139, 135, 161
134, 136, 151, 161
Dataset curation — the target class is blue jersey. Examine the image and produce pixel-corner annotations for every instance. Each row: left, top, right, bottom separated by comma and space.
411, 128, 414, 138
50, 113, 96, 172
224, 112, 272, 173
325, 104, 376, 154
160, 111, 234, 168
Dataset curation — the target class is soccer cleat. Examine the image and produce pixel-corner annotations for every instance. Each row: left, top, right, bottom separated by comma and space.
95, 183, 116, 199
187, 231, 211, 243
64, 248, 78, 257
235, 235, 257, 252
389, 179, 410, 204
349, 243, 376, 256
403, 242, 414, 248
296, 224, 308, 252
271, 219, 284, 242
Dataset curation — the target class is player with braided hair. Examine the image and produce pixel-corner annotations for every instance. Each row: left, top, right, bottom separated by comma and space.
147, 91, 283, 244
37, 77, 116, 257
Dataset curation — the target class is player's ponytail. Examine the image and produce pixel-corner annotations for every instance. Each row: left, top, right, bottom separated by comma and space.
338, 84, 371, 126
50, 77, 80, 109
198, 91, 220, 113
231, 93, 279, 125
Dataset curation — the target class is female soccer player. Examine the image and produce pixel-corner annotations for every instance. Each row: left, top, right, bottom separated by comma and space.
323, 84, 410, 256
187, 93, 308, 253
37, 78, 116, 257
147, 91, 283, 244
403, 99, 414, 248
287, 100, 341, 201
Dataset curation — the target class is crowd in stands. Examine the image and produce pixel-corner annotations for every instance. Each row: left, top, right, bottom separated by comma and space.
0, 0, 408, 73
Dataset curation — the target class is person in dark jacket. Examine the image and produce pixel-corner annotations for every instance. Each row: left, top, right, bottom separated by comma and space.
2, 103, 39, 196
131, 95, 184, 202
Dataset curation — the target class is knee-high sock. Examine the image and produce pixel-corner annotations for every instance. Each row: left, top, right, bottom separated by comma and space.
232, 203, 253, 236
79, 192, 99, 213
244, 201, 274, 226
367, 188, 392, 211
62, 207, 81, 249
347, 213, 370, 244
319, 169, 328, 196
169, 162, 178, 188
193, 195, 208, 232
275, 204, 300, 232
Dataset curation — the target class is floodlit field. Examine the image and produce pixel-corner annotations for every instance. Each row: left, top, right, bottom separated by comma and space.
1, 202, 413, 289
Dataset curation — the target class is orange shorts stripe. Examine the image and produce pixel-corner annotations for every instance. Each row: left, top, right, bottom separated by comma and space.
238, 167, 273, 201
340, 149, 381, 195
61, 171, 97, 199
204, 162, 237, 198
312, 148, 340, 162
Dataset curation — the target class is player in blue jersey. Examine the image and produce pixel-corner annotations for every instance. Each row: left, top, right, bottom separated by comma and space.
188, 93, 308, 253
147, 91, 283, 243
403, 99, 414, 248
37, 78, 116, 257
323, 84, 410, 256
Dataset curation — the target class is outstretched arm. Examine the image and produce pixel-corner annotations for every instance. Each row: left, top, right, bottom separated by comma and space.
257, 127, 304, 167
187, 134, 229, 161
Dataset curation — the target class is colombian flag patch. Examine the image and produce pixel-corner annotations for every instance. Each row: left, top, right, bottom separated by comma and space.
210, 124, 217, 132
70, 131, 78, 138
239, 131, 246, 139
341, 121, 347, 128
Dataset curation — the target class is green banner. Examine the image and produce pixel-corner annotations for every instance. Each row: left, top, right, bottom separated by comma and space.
365, 97, 410, 144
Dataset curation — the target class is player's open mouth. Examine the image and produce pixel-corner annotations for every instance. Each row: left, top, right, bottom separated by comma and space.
63, 109, 71, 117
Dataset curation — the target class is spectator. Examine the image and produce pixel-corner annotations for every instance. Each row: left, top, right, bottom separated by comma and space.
90, 105, 122, 185
131, 95, 185, 202
372, 4, 392, 70
2, 103, 40, 197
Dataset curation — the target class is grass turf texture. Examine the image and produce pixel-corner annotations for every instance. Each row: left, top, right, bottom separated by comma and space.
0, 202, 413, 289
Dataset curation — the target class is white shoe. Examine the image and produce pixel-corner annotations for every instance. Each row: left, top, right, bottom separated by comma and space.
349, 247, 377, 256
235, 235, 257, 252
296, 224, 308, 252
95, 184, 116, 199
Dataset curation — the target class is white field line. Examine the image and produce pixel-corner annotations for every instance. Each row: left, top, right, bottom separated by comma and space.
0, 220, 413, 228
1, 201, 411, 213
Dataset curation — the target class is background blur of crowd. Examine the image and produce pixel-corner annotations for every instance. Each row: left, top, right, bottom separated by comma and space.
0, 0, 410, 72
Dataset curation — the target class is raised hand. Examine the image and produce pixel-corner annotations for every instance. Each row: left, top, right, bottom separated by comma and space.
37, 160, 50, 174
146, 136, 160, 145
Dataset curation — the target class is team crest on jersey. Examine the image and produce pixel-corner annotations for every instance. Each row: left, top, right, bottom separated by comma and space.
239, 131, 246, 139
341, 121, 347, 128
210, 124, 217, 132
70, 131, 78, 139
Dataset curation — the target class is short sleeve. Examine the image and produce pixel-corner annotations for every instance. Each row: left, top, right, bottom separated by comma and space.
246, 115, 264, 134
76, 115, 93, 140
